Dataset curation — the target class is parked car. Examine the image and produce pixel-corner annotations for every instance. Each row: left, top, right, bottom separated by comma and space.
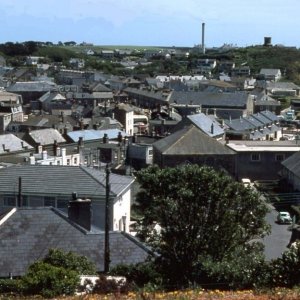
241, 178, 251, 187
277, 212, 292, 224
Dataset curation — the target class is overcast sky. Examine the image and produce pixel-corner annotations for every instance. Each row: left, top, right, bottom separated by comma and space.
0, 0, 299, 47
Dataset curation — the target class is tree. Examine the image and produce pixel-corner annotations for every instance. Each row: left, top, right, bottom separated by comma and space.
134, 165, 269, 285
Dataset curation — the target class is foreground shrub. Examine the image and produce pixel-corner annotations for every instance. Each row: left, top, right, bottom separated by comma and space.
43, 248, 96, 275
269, 241, 300, 288
92, 275, 131, 294
21, 261, 79, 298
0, 278, 23, 294
199, 243, 269, 290
109, 262, 162, 288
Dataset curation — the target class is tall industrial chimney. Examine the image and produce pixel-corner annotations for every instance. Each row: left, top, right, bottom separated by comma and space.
202, 22, 205, 54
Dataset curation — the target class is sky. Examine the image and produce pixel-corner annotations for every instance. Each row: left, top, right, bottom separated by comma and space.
0, 0, 299, 48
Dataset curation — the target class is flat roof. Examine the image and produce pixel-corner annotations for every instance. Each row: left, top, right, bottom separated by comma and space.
226, 142, 300, 152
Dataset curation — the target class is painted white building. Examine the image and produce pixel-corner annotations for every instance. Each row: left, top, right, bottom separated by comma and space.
29, 148, 81, 166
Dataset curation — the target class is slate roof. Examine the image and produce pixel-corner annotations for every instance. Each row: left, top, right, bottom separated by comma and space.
260, 110, 279, 122
260, 69, 281, 76
169, 91, 249, 108
29, 128, 66, 145
281, 151, 300, 177
21, 115, 77, 127
38, 91, 66, 103
6, 81, 57, 92
187, 113, 224, 137
153, 125, 235, 155
0, 165, 134, 198
225, 118, 256, 132
266, 81, 300, 90
251, 112, 273, 124
124, 87, 167, 102
0, 207, 151, 277
67, 129, 127, 142
225, 111, 279, 132
0, 134, 33, 154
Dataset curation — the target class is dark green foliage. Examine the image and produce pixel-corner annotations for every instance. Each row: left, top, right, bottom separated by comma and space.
109, 262, 162, 287
0, 41, 38, 56
19, 248, 96, 297
268, 241, 300, 288
37, 46, 78, 62
42, 248, 97, 275
92, 275, 131, 294
134, 165, 269, 285
200, 243, 269, 289
21, 261, 79, 298
0, 279, 23, 294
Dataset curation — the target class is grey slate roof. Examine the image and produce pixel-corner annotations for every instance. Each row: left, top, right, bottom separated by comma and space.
0, 134, 33, 154
124, 87, 167, 102
0, 165, 134, 198
153, 125, 235, 155
0, 207, 151, 277
22, 115, 77, 127
29, 128, 66, 145
67, 129, 127, 142
225, 111, 279, 132
266, 81, 300, 90
187, 113, 224, 137
260, 110, 279, 123
6, 81, 57, 92
38, 91, 66, 103
282, 151, 300, 177
170, 91, 249, 108
225, 118, 255, 132
260, 69, 281, 76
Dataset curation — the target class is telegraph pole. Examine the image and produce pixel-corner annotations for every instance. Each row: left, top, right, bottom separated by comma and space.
17, 177, 22, 207
104, 164, 111, 273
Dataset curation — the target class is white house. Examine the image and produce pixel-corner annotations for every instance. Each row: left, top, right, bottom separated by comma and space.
0, 165, 135, 232
260, 68, 282, 82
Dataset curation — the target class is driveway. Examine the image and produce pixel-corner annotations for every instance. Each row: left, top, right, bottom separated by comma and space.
262, 206, 293, 261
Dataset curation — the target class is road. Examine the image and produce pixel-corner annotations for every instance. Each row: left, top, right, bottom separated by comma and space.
261, 206, 293, 261
250, 185, 293, 261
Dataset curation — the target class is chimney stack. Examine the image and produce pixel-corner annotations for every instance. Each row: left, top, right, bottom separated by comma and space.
68, 195, 92, 231
103, 133, 109, 144
53, 140, 58, 156
202, 22, 206, 55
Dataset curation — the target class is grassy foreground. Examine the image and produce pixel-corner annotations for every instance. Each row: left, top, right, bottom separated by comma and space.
3, 288, 299, 300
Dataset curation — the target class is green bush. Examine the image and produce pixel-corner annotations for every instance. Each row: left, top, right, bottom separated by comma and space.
43, 248, 96, 275
92, 275, 131, 294
268, 241, 300, 288
109, 262, 162, 288
0, 278, 23, 294
21, 261, 79, 298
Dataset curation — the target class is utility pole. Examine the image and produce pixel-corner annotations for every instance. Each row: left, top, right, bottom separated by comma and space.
104, 164, 111, 273
17, 177, 22, 207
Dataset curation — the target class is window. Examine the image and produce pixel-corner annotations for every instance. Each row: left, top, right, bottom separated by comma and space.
67, 159, 70, 165
44, 196, 56, 207
275, 154, 284, 162
3, 195, 16, 207
251, 153, 260, 161
57, 198, 69, 209
148, 149, 153, 156
74, 157, 78, 165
